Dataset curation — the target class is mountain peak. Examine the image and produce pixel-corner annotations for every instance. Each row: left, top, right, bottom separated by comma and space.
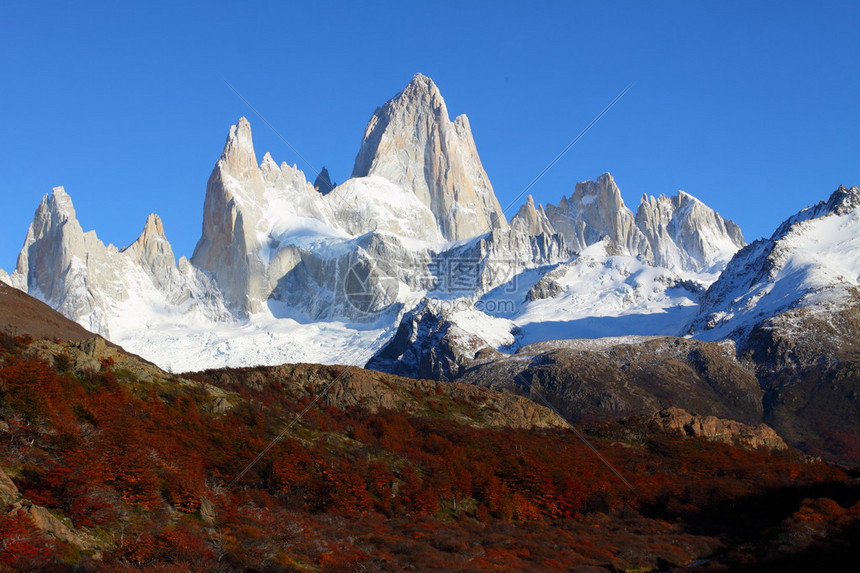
313, 166, 336, 195
544, 172, 648, 256
388, 72, 445, 118
220, 117, 258, 179
772, 184, 860, 239
404, 73, 440, 96
123, 213, 177, 280
511, 195, 556, 236
350, 74, 507, 241
46, 186, 77, 221
827, 184, 860, 216
545, 174, 744, 270
140, 213, 166, 241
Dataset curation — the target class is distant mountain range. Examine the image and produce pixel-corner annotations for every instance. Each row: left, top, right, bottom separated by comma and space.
3, 73, 750, 373
3, 73, 859, 465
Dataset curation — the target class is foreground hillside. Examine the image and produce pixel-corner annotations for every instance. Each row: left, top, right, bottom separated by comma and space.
0, 299, 859, 570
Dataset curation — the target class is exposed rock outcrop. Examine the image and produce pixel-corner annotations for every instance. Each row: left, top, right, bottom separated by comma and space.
197, 362, 565, 430
455, 336, 764, 426
366, 298, 512, 381
647, 407, 787, 450
0, 467, 97, 549
0, 466, 20, 507
19, 505, 96, 549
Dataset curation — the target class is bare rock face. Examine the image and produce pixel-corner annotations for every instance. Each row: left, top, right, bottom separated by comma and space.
636, 191, 744, 272
190, 117, 270, 315
455, 336, 764, 426
511, 195, 556, 236
352, 73, 508, 241
546, 173, 652, 258
9, 188, 229, 337
647, 407, 787, 451
122, 213, 177, 292
0, 466, 20, 507
199, 496, 217, 524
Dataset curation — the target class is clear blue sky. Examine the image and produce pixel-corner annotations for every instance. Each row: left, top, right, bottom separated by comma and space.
2, 1, 858, 269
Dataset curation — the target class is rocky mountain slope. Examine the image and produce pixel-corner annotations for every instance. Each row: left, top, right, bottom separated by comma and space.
0, 282, 95, 343
458, 336, 764, 425
685, 186, 860, 463
690, 184, 860, 342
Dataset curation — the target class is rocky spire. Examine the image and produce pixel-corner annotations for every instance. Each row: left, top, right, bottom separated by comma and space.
10, 187, 119, 334
313, 166, 336, 195
351, 73, 508, 241
191, 117, 269, 316
122, 214, 177, 290
219, 117, 259, 180
15, 187, 91, 301
511, 195, 556, 236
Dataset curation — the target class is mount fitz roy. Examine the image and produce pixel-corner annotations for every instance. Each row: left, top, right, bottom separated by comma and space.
2, 73, 853, 381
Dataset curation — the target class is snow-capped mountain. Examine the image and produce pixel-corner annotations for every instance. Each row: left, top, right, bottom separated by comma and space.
542, 172, 744, 274
2, 74, 753, 372
636, 190, 745, 273
6, 187, 229, 338
690, 184, 860, 341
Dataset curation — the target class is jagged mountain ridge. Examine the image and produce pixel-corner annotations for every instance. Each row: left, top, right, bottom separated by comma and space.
536, 172, 745, 273
3, 74, 748, 372
6, 187, 229, 338
368, 183, 860, 465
